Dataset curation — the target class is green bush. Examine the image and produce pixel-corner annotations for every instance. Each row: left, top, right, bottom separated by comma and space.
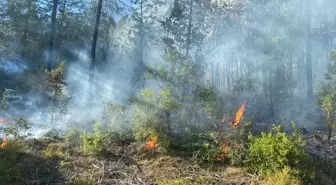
132, 88, 179, 150
228, 142, 248, 166
81, 121, 104, 155
65, 128, 81, 149
4, 116, 31, 140
245, 124, 308, 176
172, 126, 223, 163
0, 140, 27, 183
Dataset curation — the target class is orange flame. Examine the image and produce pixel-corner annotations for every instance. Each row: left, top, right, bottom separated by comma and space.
144, 136, 158, 150
230, 100, 246, 128
0, 136, 8, 149
216, 140, 230, 161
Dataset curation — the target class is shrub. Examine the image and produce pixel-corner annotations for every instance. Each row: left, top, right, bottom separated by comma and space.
245, 124, 308, 176
172, 126, 224, 163
227, 142, 248, 166
65, 128, 81, 149
4, 116, 31, 140
43, 143, 69, 159
0, 140, 27, 183
132, 88, 179, 150
261, 167, 302, 185
81, 121, 104, 155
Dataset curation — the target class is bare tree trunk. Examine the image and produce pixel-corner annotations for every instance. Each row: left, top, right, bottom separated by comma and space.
215, 62, 220, 92
89, 0, 103, 86
226, 68, 231, 91
140, 0, 143, 62
305, 0, 313, 101
21, 0, 32, 58
47, 0, 58, 71
56, 0, 67, 62
185, 0, 193, 58
222, 61, 226, 90
327, 112, 332, 145
211, 62, 214, 87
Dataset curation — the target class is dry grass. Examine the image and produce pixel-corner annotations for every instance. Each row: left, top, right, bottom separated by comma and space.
1, 139, 259, 185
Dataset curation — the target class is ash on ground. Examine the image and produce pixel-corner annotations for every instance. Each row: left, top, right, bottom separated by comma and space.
304, 131, 336, 159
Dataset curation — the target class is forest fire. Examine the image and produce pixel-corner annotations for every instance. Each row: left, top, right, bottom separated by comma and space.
221, 100, 246, 128
144, 136, 158, 150
216, 140, 230, 161
231, 100, 246, 128
0, 136, 8, 149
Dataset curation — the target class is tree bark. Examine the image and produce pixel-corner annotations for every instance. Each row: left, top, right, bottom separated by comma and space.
89, 0, 103, 84
56, 0, 67, 62
327, 112, 332, 145
185, 0, 193, 58
47, 0, 58, 71
305, 0, 313, 101
21, 0, 32, 58
140, 0, 143, 62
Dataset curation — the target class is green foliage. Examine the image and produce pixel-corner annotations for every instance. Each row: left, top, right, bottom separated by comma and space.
132, 88, 180, 150
43, 143, 70, 159
59, 160, 72, 168
145, 50, 204, 98
261, 166, 302, 185
199, 87, 221, 124
1, 90, 8, 111
316, 52, 336, 128
227, 142, 248, 166
172, 126, 223, 163
65, 128, 81, 149
0, 140, 27, 183
245, 124, 308, 177
45, 61, 71, 125
80, 121, 104, 155
4, 117, 31, 140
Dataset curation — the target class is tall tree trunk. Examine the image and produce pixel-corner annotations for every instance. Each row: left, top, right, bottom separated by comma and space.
305, 0, 313, 101
140, 0, 143, 62
211, 62, 214, 87
222, 62, 226, 90
89, 0, 103, 85
215, 62, 220, 92
21, 0, 32, 58
47, 0, 58, 71
226, 68, 231, 91
327, 112, 332, 145
185, 0, 193, 58
56, 0, 67, 62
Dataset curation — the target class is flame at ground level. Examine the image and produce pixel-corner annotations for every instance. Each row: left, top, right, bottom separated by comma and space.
0, 136, 8, 149
144, 136, 158, 150
216, 140, 231, 161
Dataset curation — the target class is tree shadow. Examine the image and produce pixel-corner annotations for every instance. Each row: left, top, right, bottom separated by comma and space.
0, 143, 65, 185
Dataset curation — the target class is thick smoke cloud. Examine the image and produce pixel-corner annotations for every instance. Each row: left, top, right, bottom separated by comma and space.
1, 0, 335, 137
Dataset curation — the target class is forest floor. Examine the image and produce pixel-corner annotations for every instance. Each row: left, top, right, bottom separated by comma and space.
0, 137, 258, 185
1, 131, 336, 185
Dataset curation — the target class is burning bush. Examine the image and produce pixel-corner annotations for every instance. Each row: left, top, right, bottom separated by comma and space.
132, 88, 179, 150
